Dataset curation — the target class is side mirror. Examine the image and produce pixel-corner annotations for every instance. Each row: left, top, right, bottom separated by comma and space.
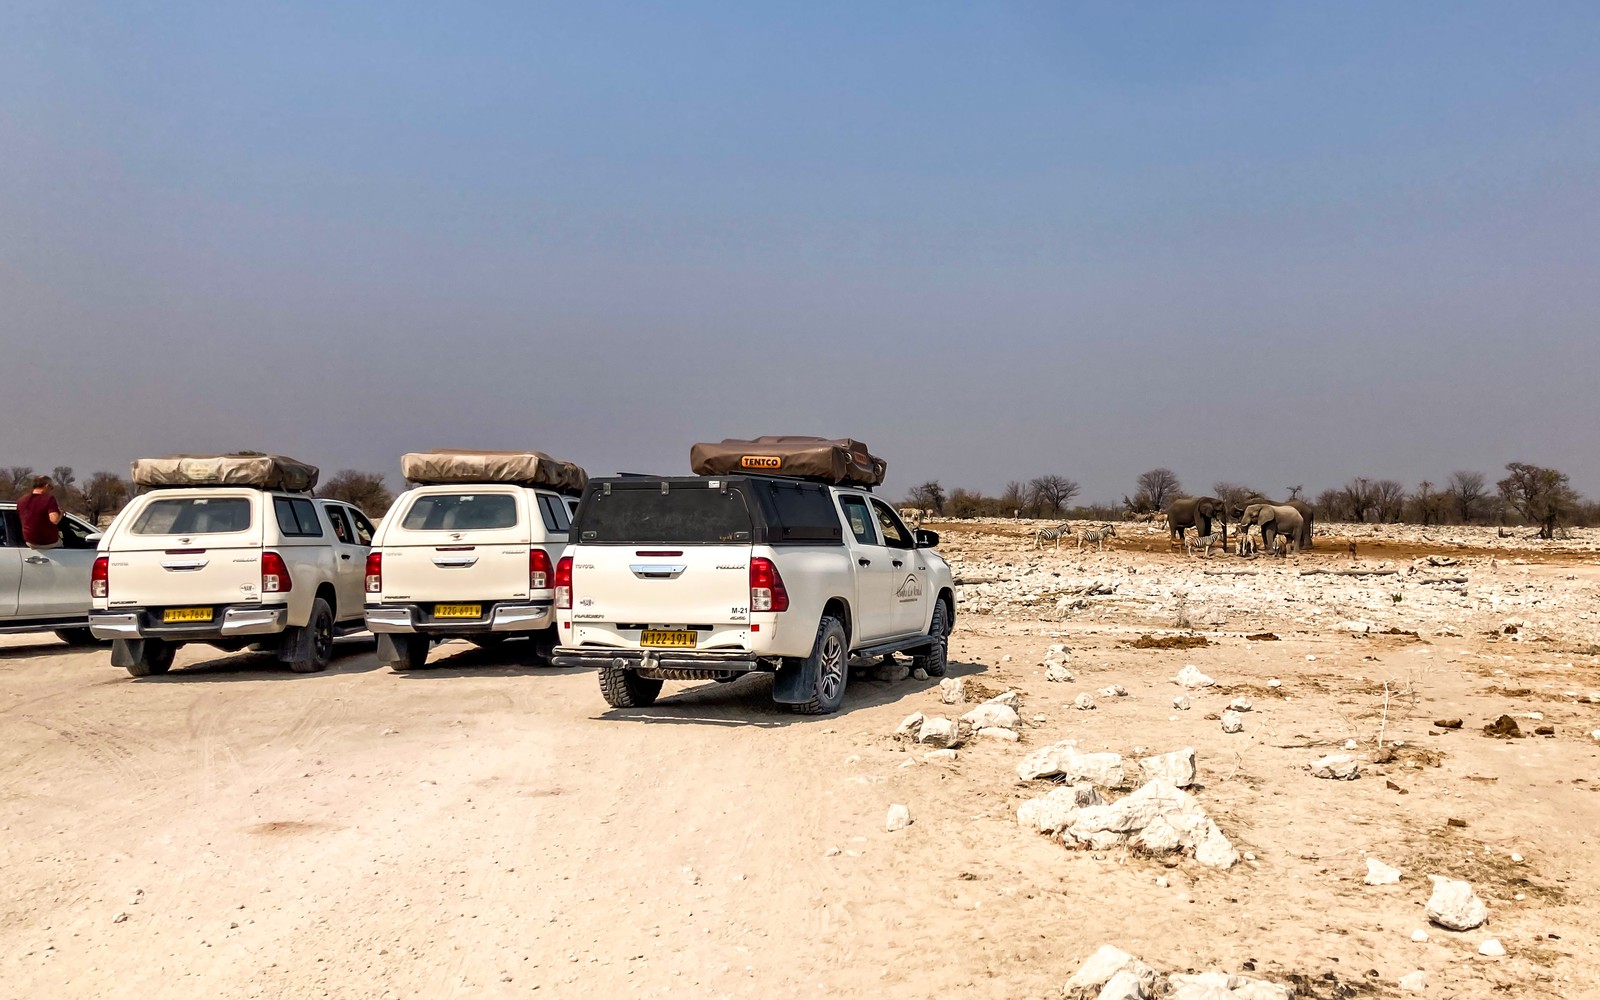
85, 532, 103, 544
915, 529, 940, 548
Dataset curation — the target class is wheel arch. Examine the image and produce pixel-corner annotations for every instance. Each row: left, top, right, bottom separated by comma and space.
314, 581, 337, 620
821, 597, 852, 645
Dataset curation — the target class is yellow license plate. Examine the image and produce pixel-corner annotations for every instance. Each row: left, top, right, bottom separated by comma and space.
434, 604, 483, 619
163, 607, 213, 623
641, 630, 697, 648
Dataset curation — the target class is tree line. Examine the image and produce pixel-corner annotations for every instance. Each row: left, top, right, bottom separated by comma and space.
903, 463, 1598, 540
2, 466, 396, 524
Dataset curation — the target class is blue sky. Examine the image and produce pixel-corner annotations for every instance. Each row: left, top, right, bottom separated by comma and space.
4, 2, 1598, 502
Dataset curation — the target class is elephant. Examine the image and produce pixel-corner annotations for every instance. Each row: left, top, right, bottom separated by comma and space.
1228, 496, 1315, 550
1165, 496, 1228, 547
1240, 503, 1306, 556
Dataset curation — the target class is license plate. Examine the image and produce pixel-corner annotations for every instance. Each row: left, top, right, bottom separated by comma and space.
641, 629, 697, 648
163, 607, 213, 623
434, 603, 483, 619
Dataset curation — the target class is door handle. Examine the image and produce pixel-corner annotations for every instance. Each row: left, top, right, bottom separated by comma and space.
892, 559, 904, 568
858, 558, 871, 566
25, 556, 49, 565
340, 554, 351, 560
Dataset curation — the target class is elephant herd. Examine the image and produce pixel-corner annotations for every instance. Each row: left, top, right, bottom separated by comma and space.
1164, 495, 1315, 555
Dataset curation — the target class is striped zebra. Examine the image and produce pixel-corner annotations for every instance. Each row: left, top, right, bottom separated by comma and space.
1033, 523, 1072, 551
1077, 524, 1118, 552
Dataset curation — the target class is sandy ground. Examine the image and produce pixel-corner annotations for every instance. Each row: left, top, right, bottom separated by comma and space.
3, 523, 1598, 999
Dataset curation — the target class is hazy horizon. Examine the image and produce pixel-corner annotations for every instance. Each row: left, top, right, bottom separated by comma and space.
5, 3, 1598, 503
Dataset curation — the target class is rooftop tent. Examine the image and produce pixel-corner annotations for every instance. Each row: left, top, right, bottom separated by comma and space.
130, 454, 320, 492
689, 436, 887, 487
400, 450, 588, 495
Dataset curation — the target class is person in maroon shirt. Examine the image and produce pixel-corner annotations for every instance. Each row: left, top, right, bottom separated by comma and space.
17, 476, 63, 549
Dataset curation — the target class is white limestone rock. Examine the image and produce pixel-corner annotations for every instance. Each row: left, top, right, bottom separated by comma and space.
938, 677, 967, 705
1174, 664, 1215, 688
1046, 663, 1076, 683
1310, 754, 1361, 780
1365, 858, 1403, 885
1099, 684, 1129, 698
1227, 698, 1253, 712
915, 716, 961, 748
1074, 692, 1098, 711
885, 803, 912, 832
1426, 875, 1488, 930
1016, 742, 1126, 786
1061, 945, 1159, 1000
1172, 695, 1191, 710
895, 712, 924, 737
976, 726, 1019, 741
923, 748, 958, 762
1479, 937, 1505, 957
1137, 747, 1197, 789
1220, 711, 1244, 734
1398, 970, 1427, 992
961, 703, 1020, 730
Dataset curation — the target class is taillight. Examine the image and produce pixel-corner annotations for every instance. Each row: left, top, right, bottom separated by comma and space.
91, 556, 109, 599
750, 557, 788, 612
530, 549, 553, 590
554, 556, 573, 610
365, 552, 383, 593
261, 551, 292, 594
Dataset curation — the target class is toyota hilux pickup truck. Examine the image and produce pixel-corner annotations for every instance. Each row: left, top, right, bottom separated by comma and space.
89, 455, 373, 676
551, 437, 955, 715
363, 449, 586, 670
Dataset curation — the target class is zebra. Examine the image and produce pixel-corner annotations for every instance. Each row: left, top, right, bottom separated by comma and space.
1186, 531, 1224, 558
1078, 524, 1117, 552
1033, 524, 1072, 551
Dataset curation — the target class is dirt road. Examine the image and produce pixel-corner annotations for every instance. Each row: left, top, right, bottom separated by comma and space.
3, 527, 1597, 998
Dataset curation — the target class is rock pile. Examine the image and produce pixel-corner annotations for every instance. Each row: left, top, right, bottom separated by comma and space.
1063, 944, 1291, 1000
1017, 776, 1238, 869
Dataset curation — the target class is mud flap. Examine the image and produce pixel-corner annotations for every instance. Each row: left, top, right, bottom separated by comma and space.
110, 638, 142, 668
276, 626, 310, 663
771, 657, 816, 704
375, 633, 404, 663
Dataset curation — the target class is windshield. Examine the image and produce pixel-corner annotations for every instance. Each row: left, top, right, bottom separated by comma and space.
401, 493, 519, 531
129, 496, 253, 535
577, 486, 753, 544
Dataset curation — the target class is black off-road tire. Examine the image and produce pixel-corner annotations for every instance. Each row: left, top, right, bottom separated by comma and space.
912, 601, 950, 678
55, 628, 101, 647
789, 615, 849, 715
288, 598, 334, 674
125, 639, 176, 677
389, 635, 433, 671
599, 665, 663, 708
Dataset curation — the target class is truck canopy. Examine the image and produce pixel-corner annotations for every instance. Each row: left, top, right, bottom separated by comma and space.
574, 476, 845, 546
130, 455, 319, 492
400, 450, 588, 495
689, 436, 886, 487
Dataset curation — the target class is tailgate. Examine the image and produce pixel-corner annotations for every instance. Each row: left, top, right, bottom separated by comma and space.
105, 493, 265, 609
572, 545, 751, 626
376, 487, 533, 603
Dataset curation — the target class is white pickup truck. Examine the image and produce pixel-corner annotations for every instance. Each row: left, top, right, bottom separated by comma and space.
551, 474, 955, 714
88, 455, 373, 676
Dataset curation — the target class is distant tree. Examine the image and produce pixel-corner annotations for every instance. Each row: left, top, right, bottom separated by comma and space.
1212, 482, 1262, 516
1372, 480, 1406, 522
1339, 477, 1378, 523
1285, 484, 1304, 500
1408, 481, 1449, 526
319, 470, 394, 517
1136, 469, 1182, 512
1497, 462, 1580, 540
1000, 481, 1026, 516
1028, 475, 1081, 517
1446, 470, 1488, 524
1314, 488, 1346, 521
905, 480, 946, 515
947, 488, 982, 519
52, 466, 75, 491
1, 466, 36, 499
50, 466, 86, 513
80, 471, 132, 525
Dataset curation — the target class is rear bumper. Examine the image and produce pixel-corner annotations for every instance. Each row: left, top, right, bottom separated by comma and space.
550, 646, 764, 672
89, 606, 288, 640
365, 601, 554, 634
